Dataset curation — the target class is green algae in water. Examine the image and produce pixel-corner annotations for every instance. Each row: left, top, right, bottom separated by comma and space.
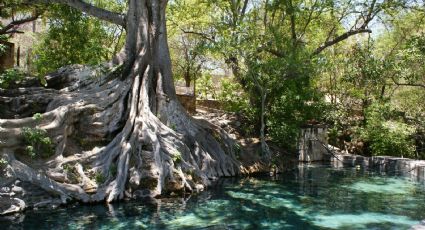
1, 164, 425, 229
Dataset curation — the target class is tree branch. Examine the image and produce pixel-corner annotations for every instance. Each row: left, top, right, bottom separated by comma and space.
240, 0, 249, 19
0, 13, 41, 36
258, 46, 285, 57
298, 0, 319, 40
393, 82, 425, 89
2, 30, 25, 34
312, 28, 372, 56
312, 0, 382, 57
391, 78, 425, 89
180, 29, 215, 42
28, 0, 126, 26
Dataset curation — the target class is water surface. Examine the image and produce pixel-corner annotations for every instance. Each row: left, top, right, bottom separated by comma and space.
2, 164, 425, 229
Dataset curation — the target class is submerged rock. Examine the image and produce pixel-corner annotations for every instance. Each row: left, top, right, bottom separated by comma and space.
0, 197, 25, 215
0, 180, 61, 215
33, 199, 62, 210
410, 220, 425, 230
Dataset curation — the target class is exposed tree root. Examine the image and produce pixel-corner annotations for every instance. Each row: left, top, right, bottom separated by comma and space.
0, 64, 253, 212
0, 0, 268, 215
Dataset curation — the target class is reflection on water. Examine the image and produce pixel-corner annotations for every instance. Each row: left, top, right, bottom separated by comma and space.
2, 164, 425, 229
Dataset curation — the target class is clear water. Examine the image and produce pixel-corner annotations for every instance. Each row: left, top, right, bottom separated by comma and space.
2, 164, 425, 229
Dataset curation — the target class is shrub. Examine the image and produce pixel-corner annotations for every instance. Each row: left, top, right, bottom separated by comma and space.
95, 172, 105, 184
267, 79, 326, 151
216, 78, 258, 135
21, 114, 53, 158
21, 127, 54, 158
217, 78, 249, 112
360, 102, 416, 157
32, 5, 122, 76
196, 73, 216, 99
0, 157, 7, 168
172, 151, 182, 164
109, 164, 117, 177
0, 69, 25, 89
0, 44, 7, 55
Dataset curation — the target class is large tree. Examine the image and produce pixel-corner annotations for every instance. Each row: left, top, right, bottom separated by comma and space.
0, 0, 244, 207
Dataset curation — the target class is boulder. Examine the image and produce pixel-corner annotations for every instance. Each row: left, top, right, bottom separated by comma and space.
0, 197, 26, 215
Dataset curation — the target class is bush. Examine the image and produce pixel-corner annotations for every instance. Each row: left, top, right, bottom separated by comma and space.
21, 127, 54, 158
196, 73, 216, 99
218, 78, 250, 112
267, 79, 326, 151
109, 164, 117, 177
21, 113, 54, 158
360, 102, 416, 157
0, 44, 7, 55
0, 69, 25, 88
171, 151, 182, 164
95, 172, 105, 184
33, 5, 121, 76
0, 157, 7, 168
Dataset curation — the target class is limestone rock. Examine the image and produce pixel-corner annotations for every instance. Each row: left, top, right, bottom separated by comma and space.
0, 197, 26, 215
410, 220, 425, 230
11, 185, 23, 194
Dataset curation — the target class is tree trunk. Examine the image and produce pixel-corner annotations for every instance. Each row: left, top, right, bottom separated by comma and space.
184, 71, 191, 87
0, 0, 246, 209
260, 91, 270, 159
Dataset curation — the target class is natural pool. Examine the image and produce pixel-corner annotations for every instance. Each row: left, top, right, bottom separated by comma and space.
2, 164, 425, 229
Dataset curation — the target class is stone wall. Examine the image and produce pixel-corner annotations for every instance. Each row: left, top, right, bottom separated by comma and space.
298, 125, 328, 162
177, 94, 196, 114
331, 154, 425, 183
0, 41, 14, 71
197, 99, 223, 111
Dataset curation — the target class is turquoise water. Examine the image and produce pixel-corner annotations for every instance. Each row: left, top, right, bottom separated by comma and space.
2, 164, 425, 229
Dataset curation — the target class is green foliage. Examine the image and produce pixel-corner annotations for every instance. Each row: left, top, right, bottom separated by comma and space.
0, 43, 6, 55
0, 69, 25, 88
109, 164, 117, 177
168, 0, 348, 147
267, 77, 326, 150
21, 127, 53, 158
21, 113, 53, 158
170, 123, 177, 131
233, 143, 241, 160
0, 157, 7, 168
218, 78, 250, 112
388, 35, 425, 88
241, 37, 325, 149
95, 172, 105, 184
0, 157, 6, 176
196, 73, 216, 99
216, 78, 258, 135
316, 14, 425, 159
33, 5, 124, 75
360, 102, 415, 157
172, 151, 182, 164
0, 34, 7, 54
62, 163, 72, 172
33, 113, 43, 122
168, 0, 212, 88
341, 44, 386, 100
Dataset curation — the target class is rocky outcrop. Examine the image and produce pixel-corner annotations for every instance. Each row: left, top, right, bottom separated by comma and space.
0, 198, 25, 215
0, 178, 63, 215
